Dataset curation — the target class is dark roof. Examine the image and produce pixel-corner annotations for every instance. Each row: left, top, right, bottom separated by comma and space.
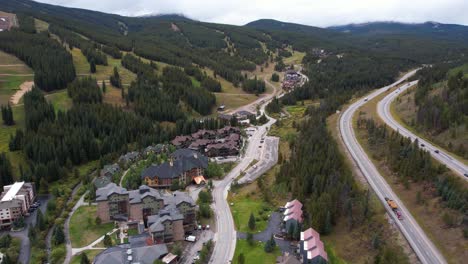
141, 149, 208, 180
94, 243, 168, 264
96, 183, 128, 201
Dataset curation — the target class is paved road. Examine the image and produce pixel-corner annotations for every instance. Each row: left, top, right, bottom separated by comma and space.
238, 136, 279, 184
210, 83, 278, 264
339, 69, 446, 264
181, 230, 214, 264
5, 195, 50, 264
377, 81, 468, 180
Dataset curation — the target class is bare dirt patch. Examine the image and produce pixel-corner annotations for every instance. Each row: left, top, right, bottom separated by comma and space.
10, 81, 33, 105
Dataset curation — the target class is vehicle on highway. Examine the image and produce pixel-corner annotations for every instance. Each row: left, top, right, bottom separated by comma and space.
385, 197, 403, 220
464, 173, 468, 178
420, 144, 425, 147
364, 98, 368, 101
258, 145, 262, 148
434, 150, 440, 154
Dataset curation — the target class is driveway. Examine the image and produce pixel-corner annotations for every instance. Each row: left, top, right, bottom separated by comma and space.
237, 212, 291, 253
2, 195, 50, 264
180, 230, 214, 264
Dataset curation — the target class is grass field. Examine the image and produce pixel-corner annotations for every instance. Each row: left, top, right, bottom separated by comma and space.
46, 90, 73, 112
70, 249, 103, 264
34, 18, 49, 32
283, 50, 306, 65
229, 188, 273, 233
69, 206, 114, 248
0, 51, 34, 105
232, 239, 280, 264
72, 48, 136, 85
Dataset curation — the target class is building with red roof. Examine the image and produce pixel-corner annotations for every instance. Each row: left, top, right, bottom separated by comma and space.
300, 227, 328, 264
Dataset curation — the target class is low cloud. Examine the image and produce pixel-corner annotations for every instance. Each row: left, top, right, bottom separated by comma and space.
36, 0, 468, 27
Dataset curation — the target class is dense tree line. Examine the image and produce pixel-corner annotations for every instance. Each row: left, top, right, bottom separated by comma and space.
242, 77, 265, 94
0, 153, 13, 190
277, 105, 369, 234
11, 88, 176, 185
161, 67, 216, 115
359, 118, 467, 213
128, 75, 184, 122
17, 14, 36, 34
121, 53, 155, 77
101, 45, 122, 59
414, 68, 468, 133
67, 77, 103, 104
201, 77, 222, 92
1, 105, 14, 126
0, 31, 76, 91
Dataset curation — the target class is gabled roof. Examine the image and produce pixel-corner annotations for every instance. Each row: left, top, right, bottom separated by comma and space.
301, 227, 328, 262
141, 149, 208, 180
285, 199, 302, 209
96, 183, 128, 201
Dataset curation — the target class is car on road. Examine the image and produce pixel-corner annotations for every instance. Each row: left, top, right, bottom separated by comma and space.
396, 210, 403, 220
434, 150, 440, 154
364, 98, 368, 102
464, 173, 468, 178
420, 144, 425, 147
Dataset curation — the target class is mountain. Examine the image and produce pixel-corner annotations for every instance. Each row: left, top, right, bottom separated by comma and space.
329, 21, 468, 43
246, 19, 332, 36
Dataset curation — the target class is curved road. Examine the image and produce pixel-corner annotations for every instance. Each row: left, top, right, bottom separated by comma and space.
210, 81, 278, 264
378, 81, 468, 180
339, 69, 446, 264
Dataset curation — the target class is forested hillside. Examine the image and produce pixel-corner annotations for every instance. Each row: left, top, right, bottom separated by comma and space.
394, 64, 468, 158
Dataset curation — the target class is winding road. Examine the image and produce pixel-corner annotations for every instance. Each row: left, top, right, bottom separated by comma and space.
339, 69, 446, 264
209, 78, 280, 264
377, 81, 468, 180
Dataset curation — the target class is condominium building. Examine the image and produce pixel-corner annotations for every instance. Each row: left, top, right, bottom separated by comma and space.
0, 182, 35, 229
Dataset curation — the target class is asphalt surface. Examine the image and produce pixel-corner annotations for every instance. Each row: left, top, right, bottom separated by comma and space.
4, 195, 50, 264
339, 69, 446, 264
238, 136, 279, 184
237, 212, 291, 253
377, 81, 468, 180
210, 84, 278, 264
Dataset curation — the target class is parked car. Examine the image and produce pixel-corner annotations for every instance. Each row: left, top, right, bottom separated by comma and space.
185, 235, 196, 242
206, 225, 210, 230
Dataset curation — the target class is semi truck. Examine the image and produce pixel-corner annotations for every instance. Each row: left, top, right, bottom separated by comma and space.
385, 197, 403, 220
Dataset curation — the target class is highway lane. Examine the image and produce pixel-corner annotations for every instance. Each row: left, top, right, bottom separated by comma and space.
339, 69, 446, 264
378, 81, 468, 180
210, 84, 278, 264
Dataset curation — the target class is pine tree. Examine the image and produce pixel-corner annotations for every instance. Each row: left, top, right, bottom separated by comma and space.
248, 213, 256, 230
90, 58, 96, 73
53, 225, 65, 245
238, 253, 245, 264
103, 234, 112, 247
80, 252, 90, 264
102, 80, 106, 93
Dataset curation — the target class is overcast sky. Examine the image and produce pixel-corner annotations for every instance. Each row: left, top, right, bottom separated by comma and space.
35, 0, 468, 27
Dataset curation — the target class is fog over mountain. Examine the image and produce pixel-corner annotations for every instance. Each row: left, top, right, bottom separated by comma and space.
35, 0, 468, 27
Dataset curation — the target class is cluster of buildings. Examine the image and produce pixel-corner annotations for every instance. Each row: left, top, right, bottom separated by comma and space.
218, 111, 255, 126
0, 12, 16, 32
96, 183, 196, 242
171, 126, 242, 157
282, 70, 303, 91
278, 199, 328, 264
95, 183, 196, 263
141, 149, 209, 188
0, 182, 36, 229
